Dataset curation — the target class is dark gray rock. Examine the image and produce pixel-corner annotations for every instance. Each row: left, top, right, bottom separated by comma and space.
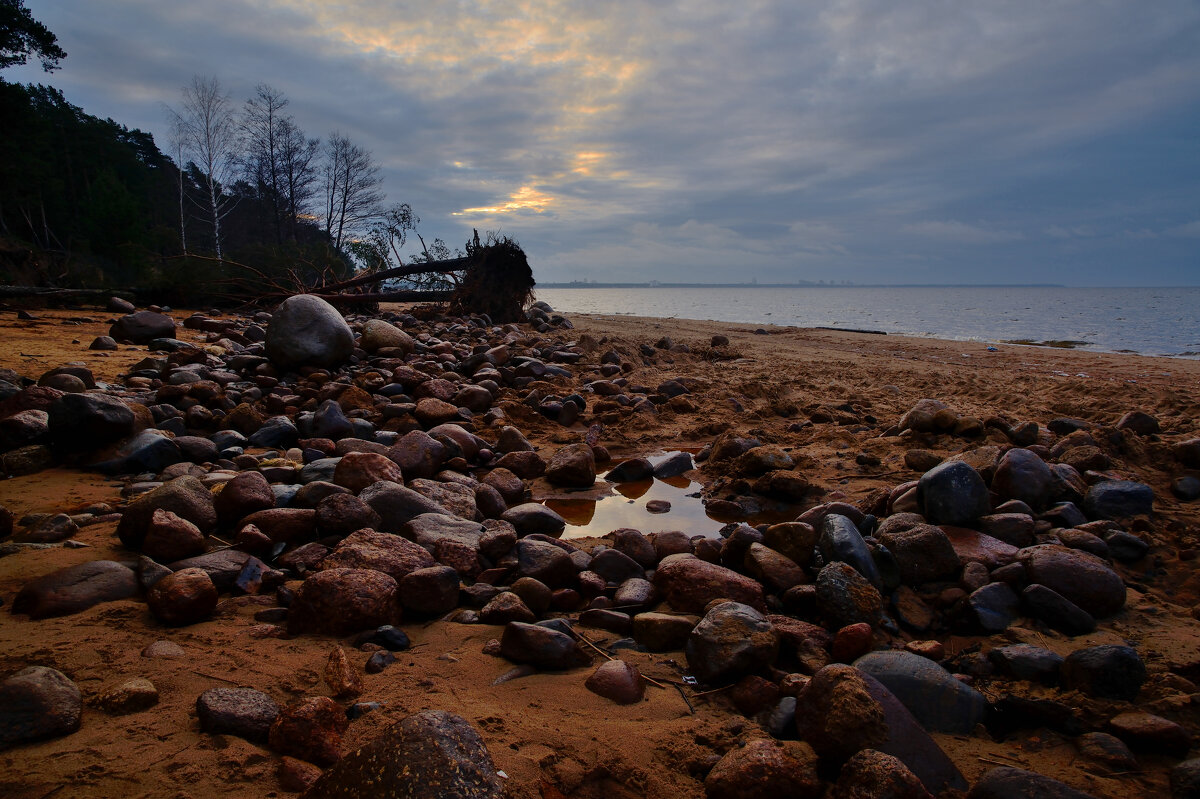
819, 513, 882, 587
398, 565, 460, 616
815, 561, 883, 629
968, 582, 1021, 632
853, 650, 987, 735
264, 294, 354, 370
501, 503, 567, 537
1061, 645, 1146, 700
653, 451, 693, 478
196, 686, 280, 743
515, 538, 577, 587
247, 416, 299, 448
878, 523, 959, 585
361, 482, 448, 532
967, 767, 1098, 799
0, 666, 82, 749
109, 310, 175, 344
991, 448, 1054, 510
500, 621, 590, 669
1019, 544, 1125, 618
403, 513, 486, 552
917, 460, 991, 526
988, 644, 1063, 685
1083, 480, 1154, 520
1022, 584, 1096, 636
48, 392, 136, 452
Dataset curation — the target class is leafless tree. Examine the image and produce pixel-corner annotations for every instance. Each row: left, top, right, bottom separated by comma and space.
276, 117, 320, 240
174, 75, 238, 260
164, 112, 189, 255
240, 84, 288, 242
322, 132, 384, 250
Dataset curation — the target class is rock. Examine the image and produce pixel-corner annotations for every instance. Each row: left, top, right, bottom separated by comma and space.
493, 450, 546, 479
545, 443, 596, 488
265, 294, 355, 370
653, 451, 694, 478
1116, 410, 1160, 435
967, 767, 1098, 799
898, 399, 950, 433
762, 522, 818, 568
287, 568, 402, 636
976, 513, 1035, 548
1171, 759, 1200, 798
360, 481, 448, 532
515, 538, 577, 587
196, 686, 281, 744
1108, 711, 1190, 757
324, 646, 363, 699
333, 451, 404, 493
991, 448, 1054, 510
942, 525, 1019, 569
268, 696, 348, 766
0, 666, 82, 749
834, 749, 933, 799
1019, 544, 1125, 617
117, 475, 216, 550
414, 397, 461, 427
11, 560, 139, 619
480, 591, 536, 624
303, 709, 504, 799
585, 659, 645, 704
607, 458, 653, 482
404, 513, 487, 551
141, 508, 206, 562
169, 549, 262, 592
399, 565, 460, 616
742, 543, 806, 592
853, 650, 987, 735
877, 523, 959, 585
1174, 439, 1200, 469
359, 318, 414, 354
47, 391, 137, 452
1106, 530, 1149, 562
819, 513, 882, 587
968, 582, 1020, 633
704, 738, 822, 799
214, 470, 277, 525
1083, 480, 1154, 520
654, 554, 766, 613
1075, 732, 1138, 773
321, 528, 435, 581
315, 492, 381, 538
237, 507, 316, 543
12, 512, 77, 544
0, 408, 48, 451
632, 611, 699, 651
832, 623, 874, 663
686, 601, 778, 685
89, 335, 118, 351
499, 621, 590, 669
815, 561, 883, 630
589, 547, 644, 583
987, 644, 1063, 685
89, 429, 182, 475
247, 415, 298, 448
97, 677, 158, 714
1061, 645, 1146, 700
610, 528, 657, 568
917, 461, 991, 526
109, 310, 176, 343
1022, 584, 1096, 635
794, 664, 888, 762
279, 756, 322, 792
146, 567, 218, 626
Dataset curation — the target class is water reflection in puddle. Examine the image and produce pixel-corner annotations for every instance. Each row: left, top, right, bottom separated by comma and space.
547, 455, 795, 540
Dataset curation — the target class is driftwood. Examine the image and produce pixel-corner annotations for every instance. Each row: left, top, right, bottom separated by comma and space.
315, 233, 535, 323
0, 285, 133, 301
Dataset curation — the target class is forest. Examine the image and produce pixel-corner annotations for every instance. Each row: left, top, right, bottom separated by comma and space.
0, 2, 454, 305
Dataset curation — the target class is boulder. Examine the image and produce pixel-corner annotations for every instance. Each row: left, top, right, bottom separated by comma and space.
991, 448, 1054, 510
819, 514, 882, 587
320, 528, 435, 580
499, 621, 590, 669
1083, 480, 1154, 520
834, 749, 933, 799
704, 739, 822, 799
146, 567, 218, 626
214, 471, 277, 525
109, 310, 176, 344
1019, 544, 1125, 618
501, 503, 567, 537
853, 650, 987, 735
1061, 645, 1146, 700
815, 562, 883, 630
264, 294, 355, 370
287, 568, 402, 636
196, 686, 279, 743
917, 461, 991, 526
967, 767, 1098, 799
117, 475, 216, 550
654, 554, 766, 613
47, 392, 137, 452
545, 443, 596, 488
303, 710, 504, 799
585, 660, 645, 705
268, 696, 348, 766
877, 523, 959, 585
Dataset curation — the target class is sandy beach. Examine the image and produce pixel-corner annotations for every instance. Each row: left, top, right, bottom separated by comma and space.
1, 303, 1199, 798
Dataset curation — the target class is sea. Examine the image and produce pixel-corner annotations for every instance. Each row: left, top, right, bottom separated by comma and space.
533, 286, 1200, 359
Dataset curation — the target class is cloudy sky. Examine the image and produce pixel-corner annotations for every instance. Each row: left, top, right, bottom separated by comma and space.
12, 0, 1200, 285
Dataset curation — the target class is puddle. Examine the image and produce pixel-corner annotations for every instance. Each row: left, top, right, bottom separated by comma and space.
547, 453, 797, 540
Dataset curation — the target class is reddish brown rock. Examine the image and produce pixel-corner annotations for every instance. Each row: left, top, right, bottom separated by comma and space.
117, 475, 216, 550
320, 528, 435, 581
141, 509, 206, 563
324, 646, 363, 699
146, 568, 218, 626
653, 554, 767, 613
213, 471, 276, 525
333, 451, 404, 493
584, 659, 644, 705
268, 696, 348, 766
279, 756, 323, 792
704, 739, 822, 799
545, 443, 596, 488
287, 568, 402, 636
11, 560, 139, 620
834, 749, 933, 799
794, 664, 888, 763
238, 508, 317, 543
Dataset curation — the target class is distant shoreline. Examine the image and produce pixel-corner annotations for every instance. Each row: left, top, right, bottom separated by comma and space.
536, 282, 1067, 289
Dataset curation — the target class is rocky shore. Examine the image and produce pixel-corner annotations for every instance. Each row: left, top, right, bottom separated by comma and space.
0, 296, 1199, 798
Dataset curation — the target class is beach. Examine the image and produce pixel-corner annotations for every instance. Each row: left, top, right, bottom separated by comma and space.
1, 303, 1199, 798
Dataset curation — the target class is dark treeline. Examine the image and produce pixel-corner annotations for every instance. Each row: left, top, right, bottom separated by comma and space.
0, 3, 462, 305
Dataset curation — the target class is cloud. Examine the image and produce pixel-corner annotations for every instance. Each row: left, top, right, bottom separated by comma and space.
1168, 220, 1200, 237
9, 0, 1200, 285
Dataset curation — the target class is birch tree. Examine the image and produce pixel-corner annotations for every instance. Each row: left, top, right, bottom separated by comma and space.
276, 116, 320, 240
175, 75, 237, 260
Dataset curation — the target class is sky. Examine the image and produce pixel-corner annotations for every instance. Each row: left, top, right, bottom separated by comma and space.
11, 0, 1200, 286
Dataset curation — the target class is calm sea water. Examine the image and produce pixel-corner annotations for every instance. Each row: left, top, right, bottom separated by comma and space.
534, 286, 1200, 358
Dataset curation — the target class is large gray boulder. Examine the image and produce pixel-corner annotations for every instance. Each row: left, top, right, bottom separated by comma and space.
0, 666, 82, 749
265, 294, 354, 370
853, 650, 987, 734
